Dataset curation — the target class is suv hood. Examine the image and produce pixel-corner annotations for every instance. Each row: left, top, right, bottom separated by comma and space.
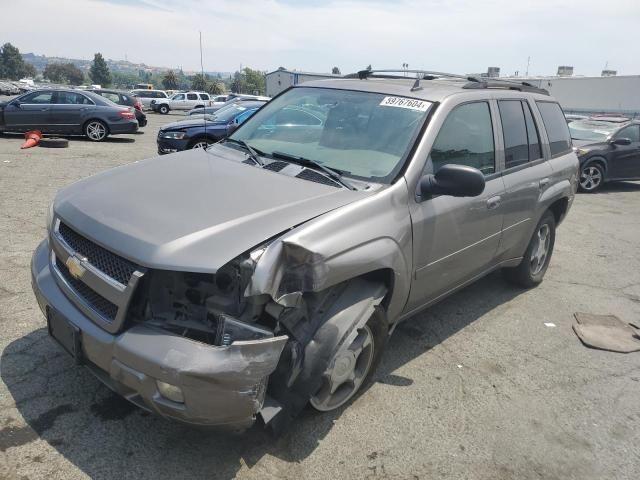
54, 147, 370, 272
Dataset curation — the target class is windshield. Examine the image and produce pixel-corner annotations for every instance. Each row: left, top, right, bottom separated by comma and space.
228, 87, 432, 182
214, 104, 250, 122
569, 120, 617, 141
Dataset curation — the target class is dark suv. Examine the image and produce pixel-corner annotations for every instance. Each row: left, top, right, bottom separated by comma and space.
570, 117, 640, 192
31, 70, 578, 431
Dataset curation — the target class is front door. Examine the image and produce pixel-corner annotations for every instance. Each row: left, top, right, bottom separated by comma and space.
3, 90, 54, 132
609, 125, 640, 179
407, 101, 505, 311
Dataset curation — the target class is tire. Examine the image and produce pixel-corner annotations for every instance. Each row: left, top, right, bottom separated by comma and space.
309, 306, 387, 412
579, 162, 605, 192
503, 211, 556, 288
188, 138, 213, 150
39, 137, 69, 148
84, 120, 108, 142
159, 104, 169, 115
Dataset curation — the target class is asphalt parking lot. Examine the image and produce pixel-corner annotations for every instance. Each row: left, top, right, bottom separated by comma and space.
1, 110, 640, 480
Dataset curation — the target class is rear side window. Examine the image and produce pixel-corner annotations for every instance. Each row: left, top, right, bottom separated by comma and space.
523, 102, 542, 160
498, 100, 529, 169
56, 92, 93, 105
199, 93, 210, 100
156, 91, 167, 98
498, 100, 542, 168
430, 101, 495, 175
536, 102, 572, 156
187, 93, 198, 100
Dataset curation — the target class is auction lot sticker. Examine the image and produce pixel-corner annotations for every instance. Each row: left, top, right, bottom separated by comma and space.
379, 96, 430, 112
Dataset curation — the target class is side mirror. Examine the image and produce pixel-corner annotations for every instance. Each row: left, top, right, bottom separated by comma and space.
10, 100, 21, 108
419, 164, 486, 199
611, 137, 632, 146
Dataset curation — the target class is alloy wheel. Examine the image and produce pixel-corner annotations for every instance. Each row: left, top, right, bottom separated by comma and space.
310, 325, 375, 411
530, 224, 551, 275
191, 141, 210, 150
86, 122, 106, 141
580, 166, 602, 191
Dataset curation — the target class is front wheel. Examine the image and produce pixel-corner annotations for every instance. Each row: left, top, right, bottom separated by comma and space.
189, 138, 212, 150
309, 307, 387, 411
579, 163, 605, 192
84, 120, 108, 142
159, 104, 169, 115
503, 211, 556, 288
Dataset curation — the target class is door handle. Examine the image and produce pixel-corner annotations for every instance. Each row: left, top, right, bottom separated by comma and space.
539, 178, 550, 189
487, 195, 502, 209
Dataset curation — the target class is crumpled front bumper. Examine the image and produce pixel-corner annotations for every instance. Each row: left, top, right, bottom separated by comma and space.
31, 239, 287, 429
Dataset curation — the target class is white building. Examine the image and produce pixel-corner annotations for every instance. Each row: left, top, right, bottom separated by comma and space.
508, 75, 640, 116
266, 69, 341, 97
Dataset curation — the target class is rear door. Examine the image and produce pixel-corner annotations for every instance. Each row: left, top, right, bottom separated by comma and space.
407, 101, 506, 310
50, 91, 94, 134
186, 93, 199, 109
495, 98, 553, 259
3, 90, 54, 131
609, 125, 640, 179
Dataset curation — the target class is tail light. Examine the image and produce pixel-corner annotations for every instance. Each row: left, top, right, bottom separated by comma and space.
119, 109, 135, 120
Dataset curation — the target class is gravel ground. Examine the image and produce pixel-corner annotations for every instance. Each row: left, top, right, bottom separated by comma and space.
1, 110, 639, 480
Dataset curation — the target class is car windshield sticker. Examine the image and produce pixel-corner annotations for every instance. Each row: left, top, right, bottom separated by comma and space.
379, 96, 429, 112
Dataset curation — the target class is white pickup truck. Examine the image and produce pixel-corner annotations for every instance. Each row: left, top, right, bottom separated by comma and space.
151, 91, 212, 114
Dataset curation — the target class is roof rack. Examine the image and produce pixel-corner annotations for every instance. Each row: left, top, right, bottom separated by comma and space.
346, 68, 549, 95
347, 69, 480, 82
462, 79, 549, 95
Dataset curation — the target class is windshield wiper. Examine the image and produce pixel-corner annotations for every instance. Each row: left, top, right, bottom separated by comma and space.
225, 138, 264, 166
271, 151, 356, 190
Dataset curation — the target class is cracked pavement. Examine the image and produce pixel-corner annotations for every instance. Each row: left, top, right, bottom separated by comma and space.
1, 109, 640, 479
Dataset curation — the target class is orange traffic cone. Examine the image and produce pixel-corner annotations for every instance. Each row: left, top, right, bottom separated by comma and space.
21, 130, 42, 149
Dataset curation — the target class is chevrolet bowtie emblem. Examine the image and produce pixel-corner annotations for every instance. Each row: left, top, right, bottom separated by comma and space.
65, 256, 85, 279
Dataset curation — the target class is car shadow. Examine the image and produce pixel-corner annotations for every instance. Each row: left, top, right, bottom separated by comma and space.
595, 181, 640, 193
2, 271, 522, 479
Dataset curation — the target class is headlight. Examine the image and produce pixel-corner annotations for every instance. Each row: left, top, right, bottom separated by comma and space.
576, 148, 591, 156
46, 200, 54, 232
160, 131, 186, 139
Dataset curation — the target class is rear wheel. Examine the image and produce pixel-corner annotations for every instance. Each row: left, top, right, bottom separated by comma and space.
84, 120, 108, 142
503, 211, 556, 288
309, 307, 387, 411
579, 163, 604, 192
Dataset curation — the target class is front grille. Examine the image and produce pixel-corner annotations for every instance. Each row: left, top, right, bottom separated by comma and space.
295, 169, 340, 188
56, 258, 118, 321
58, 223, 138, 285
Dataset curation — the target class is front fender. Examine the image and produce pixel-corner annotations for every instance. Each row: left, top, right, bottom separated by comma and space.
246, 183, 413, 321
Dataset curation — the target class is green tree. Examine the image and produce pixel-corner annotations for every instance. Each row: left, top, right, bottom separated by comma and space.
243, 67, 266, 95
89, 52, 112, 86
331, 66, 341, 75
43, 62, 84, 85
0, 43, 36, 80
162, 70, 178, 89
207, 81, 224, 95
190, 73, 208, 91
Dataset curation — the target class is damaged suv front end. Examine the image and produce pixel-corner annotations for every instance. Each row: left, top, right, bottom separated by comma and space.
32, 218, 290, 428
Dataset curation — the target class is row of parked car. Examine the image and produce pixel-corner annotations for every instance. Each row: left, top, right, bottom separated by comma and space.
0, 85, 271, 142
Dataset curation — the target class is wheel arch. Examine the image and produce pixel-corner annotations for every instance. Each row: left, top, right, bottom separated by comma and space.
582, 156, 608, 175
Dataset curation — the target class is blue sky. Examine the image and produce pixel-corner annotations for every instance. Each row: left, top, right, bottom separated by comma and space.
4, 0, 640, 77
